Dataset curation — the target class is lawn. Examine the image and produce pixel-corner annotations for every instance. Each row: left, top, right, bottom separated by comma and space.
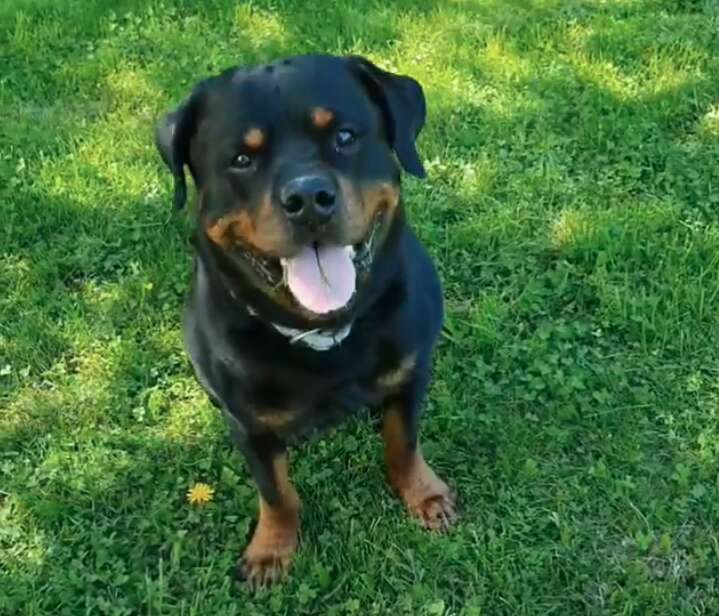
2, 0, 719, 613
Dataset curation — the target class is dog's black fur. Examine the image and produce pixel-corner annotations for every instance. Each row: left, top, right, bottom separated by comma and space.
155, 54, 455, 586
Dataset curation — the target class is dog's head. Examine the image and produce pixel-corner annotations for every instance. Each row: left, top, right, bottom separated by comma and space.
156, 54, 426, 320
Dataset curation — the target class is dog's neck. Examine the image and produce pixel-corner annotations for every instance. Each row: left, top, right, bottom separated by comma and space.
243, 302, 353, 351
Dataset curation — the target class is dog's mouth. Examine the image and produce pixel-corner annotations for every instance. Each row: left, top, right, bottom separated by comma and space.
236, 213, 383, 315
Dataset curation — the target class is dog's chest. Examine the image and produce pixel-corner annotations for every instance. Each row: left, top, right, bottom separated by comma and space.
246, 344, 410, 440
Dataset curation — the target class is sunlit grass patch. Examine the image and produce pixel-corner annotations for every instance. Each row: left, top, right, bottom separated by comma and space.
231, 3, 288, 48
550, 208, 597, 249
697, 104, 719, 137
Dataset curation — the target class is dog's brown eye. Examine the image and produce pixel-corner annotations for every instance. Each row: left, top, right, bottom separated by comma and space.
231, 154, 252, 170
335, 128, 357, 150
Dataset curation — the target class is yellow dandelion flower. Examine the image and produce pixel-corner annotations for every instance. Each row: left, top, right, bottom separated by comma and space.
187, 482, 215, 505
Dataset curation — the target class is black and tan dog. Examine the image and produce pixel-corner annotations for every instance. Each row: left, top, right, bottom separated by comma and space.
155, 54, 457, 586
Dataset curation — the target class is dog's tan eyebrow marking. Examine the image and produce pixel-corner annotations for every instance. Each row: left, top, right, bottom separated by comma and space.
311, 107, 334, 128
244, 127, 265, 149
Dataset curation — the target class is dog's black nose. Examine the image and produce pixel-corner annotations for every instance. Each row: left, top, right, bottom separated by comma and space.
280, 175, 337, 226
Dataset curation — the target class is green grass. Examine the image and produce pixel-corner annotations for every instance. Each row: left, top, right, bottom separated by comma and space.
2, 0, 719, 613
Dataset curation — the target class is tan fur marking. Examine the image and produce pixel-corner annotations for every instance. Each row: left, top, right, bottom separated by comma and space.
242, 454, 300, 587
311, 107, 334, 128
205, 211, 255, 251
382, 403, 414, 475
253, 197, 291, 253
378, 353, 417, 389
257, 409, 297, 430
340, 177, 401, 245
382, 405, 458, 531
205, 196, 290, 255
244, 127, 265, 149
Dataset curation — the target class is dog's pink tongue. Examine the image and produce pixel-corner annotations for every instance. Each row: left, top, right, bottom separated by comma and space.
284, 244, 356, 314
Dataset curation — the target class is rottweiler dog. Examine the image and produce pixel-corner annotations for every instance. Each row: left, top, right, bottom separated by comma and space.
155, 54, 457, 586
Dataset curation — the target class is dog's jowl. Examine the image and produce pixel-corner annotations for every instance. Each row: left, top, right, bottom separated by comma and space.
155, 54, 457, 587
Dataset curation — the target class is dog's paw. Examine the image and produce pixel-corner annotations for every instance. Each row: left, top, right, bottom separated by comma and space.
409, 489, 458, 532
391, 457, 459, 532
241, 547, 294, 588
240, 522, 298, 588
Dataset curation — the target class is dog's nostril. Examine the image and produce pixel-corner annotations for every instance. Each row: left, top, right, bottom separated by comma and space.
281, 176, 336, 222
315, 190, 335, 209
284, 194, 304, 215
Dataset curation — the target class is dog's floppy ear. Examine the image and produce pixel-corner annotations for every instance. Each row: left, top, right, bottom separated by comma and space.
154, 79, 211, 209
346, 56, 427, 178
